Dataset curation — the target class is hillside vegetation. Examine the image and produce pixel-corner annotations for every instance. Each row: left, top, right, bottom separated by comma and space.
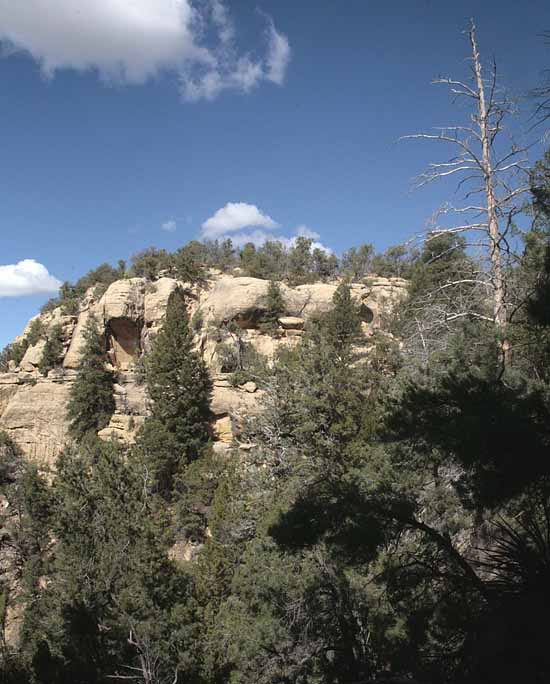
3, 27, 550, 682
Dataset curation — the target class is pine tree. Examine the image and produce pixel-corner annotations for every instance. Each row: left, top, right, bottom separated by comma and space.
138, 288, 212, 498
23, 438, 199, 683
260, 280, 285, 331
38, 323, 64, 376
66, 314, 115, 442
322, 282, 363, 354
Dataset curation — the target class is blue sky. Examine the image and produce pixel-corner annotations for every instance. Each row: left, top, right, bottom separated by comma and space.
1, 0, 549, 347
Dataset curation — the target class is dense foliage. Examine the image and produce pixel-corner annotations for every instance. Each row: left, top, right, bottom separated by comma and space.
136, 288, 212, 499
66, 315, 115, 442
4, 53, 550, 681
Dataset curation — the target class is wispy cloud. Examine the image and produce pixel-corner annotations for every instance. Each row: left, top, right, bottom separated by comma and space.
161, 219, 177, 232
265, 18, 291, 85
0, 259, 62, 297
0, 0, 291, 101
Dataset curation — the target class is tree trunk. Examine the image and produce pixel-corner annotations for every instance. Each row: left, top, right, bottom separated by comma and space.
469, 24, 510, 364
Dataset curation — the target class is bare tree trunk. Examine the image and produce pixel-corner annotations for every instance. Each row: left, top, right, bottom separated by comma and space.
402, 20, 530, 368
470, 25, 506, 332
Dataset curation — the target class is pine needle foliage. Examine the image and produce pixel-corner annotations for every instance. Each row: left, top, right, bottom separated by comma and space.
66, 315, 115, 442
38, 324, 65, 377
138, 288, 212, 498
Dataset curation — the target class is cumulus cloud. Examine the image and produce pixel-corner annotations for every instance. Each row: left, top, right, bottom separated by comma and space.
161, 219, 177, 232
0, 0, 291, 100
225, 226, 332, 254
200, 204, 332, 253
0, 259, 62, 298
201, 202, 278, 239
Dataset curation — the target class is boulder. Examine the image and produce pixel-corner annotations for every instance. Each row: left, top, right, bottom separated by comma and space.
213, 415, 233, 443
199, 276, 271, 328
278, 316, 304, 330
19, 340, 46, 372
101, 278, 145, 322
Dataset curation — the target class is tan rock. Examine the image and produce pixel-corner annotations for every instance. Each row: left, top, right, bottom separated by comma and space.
0, 381, 73, 464
101, 278, 145, 322
212, 442, 232, 456
213, 415, 233, 443
200, 276, 271, 328
241, 381, 257, 393
107, 318, 141, 371
0, 382, 19, 419
97, 414, 144, 444
19, 340, 46, 372
63, 308, 96, 369
278, 316, 304, 330
1, 271, 408, 463
144, 277, 178, 329
169, 539, 203, 564
0, 373, 20, 386
210, 384, 263, 418
113, 378, 147, 416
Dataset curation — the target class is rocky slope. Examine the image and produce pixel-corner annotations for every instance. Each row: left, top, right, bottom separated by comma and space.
0, 271, 407, 465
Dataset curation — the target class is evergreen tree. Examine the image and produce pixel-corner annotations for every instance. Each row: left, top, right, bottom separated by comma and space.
322, 282, 363, 354
288, 236, 314, 285
38, 324, 65, 377
26, 319, 46, 347
137, 288, 212, 498
260, 280, 285, 331
22, 438, 199, 684
66, 315, 115, 442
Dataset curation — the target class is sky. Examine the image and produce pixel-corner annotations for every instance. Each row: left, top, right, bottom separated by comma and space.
1, 0, 549, 347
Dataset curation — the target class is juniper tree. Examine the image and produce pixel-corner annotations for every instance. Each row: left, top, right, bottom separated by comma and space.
23, 438, 199, 684
66, 314, 115, 442
137, 288, 212, 498
260, 280, 285, 331
38, 324, 65, 377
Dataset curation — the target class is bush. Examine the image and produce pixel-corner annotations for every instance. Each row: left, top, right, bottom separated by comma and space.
259, 281, 285, 332
26, 319, 46, 347
0, 340, 29, 372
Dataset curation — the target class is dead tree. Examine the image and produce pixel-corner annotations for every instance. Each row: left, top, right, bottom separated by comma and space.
402, 20, 531, 365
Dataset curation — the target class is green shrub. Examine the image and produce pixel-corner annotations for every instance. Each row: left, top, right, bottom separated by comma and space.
38, 324, 65, 376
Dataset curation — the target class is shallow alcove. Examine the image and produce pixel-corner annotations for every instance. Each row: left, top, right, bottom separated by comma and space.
106, 318, 142, 370
359, 303, 374, 324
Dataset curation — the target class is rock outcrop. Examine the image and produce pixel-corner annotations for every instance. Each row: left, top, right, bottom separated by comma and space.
0, 272, 407, 464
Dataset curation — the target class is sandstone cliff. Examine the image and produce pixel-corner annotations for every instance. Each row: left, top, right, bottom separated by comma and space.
0, 272, 407, 464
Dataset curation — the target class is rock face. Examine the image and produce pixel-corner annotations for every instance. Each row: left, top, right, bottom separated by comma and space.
0, 272, 407, 464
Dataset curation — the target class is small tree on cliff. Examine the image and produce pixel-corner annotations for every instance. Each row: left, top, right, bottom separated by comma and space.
138, 288, 212, 498
66, 314, 115, 442
260, 281, 285, 331
38, 324, 65, 377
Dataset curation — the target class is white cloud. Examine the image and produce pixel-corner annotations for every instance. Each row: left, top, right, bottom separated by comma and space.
265, 20, 291, 85
200, 207, 332, 253
226, 229, 275, 248
292, 225, 332, 254
0, 259, 62, 298
161, 219, 177, 232
0, 0, 291, 100
201, 202, 278, 239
